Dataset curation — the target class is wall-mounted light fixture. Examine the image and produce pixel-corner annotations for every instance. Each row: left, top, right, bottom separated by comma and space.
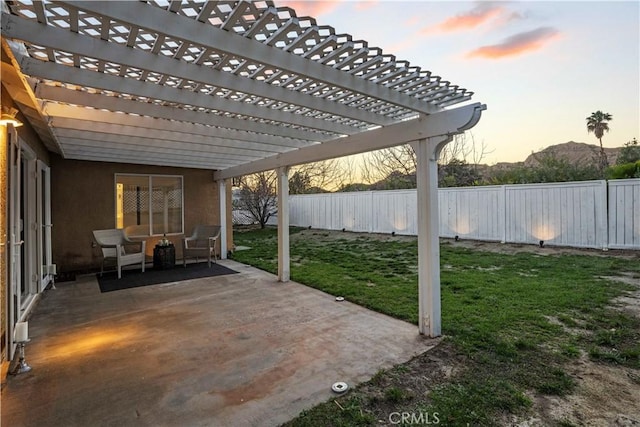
0, 107, 23, 127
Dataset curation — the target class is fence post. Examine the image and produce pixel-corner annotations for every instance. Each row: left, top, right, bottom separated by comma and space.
370, 191, 374, 234
601, 179, 609, 251
501, 185, 507, 244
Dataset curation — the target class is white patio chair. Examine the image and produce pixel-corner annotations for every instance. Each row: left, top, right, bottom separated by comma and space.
182, 225, 221, 267
93, 229, 146, 279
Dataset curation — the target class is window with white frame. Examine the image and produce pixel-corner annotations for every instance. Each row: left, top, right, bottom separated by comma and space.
115, 174, 183, 236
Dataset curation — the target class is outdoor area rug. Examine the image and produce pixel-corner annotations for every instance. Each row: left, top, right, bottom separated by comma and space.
97, 262, 239, 293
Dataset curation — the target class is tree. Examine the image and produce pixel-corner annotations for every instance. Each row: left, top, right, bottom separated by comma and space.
289, 158, 354, 194
609, 138, 640, 179
616, 137, 640, 165
235, 158, 355, 226
439, 159, 483, 187
586, 110, 612, 174
438, 131, 491, 168
607, 161, 640, 179
338, 182, 370, 192
288, 170, 312, 195
359, 132, 490, 188
235, 172, 278, 228
487, 152, 601, 184
438, 133, 489, 187
372, 170, 416, 190
360, 144, 416, 189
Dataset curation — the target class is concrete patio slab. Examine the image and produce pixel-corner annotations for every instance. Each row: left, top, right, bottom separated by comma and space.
1, 260, 437, 427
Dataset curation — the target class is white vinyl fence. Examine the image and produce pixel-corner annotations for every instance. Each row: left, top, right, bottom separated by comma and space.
608, 179, 640, 249
264, 179, 639, 250
232, 209, 256, 225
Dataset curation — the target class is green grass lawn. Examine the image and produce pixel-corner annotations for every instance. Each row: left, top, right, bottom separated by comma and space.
231, 226, 640, 426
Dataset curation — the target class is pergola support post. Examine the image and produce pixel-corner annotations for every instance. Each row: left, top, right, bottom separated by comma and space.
217, 179, 227, 259
277, 166, 290, 282
413, 136, 450, 337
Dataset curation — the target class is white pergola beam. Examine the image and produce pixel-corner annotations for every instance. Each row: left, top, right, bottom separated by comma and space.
36, 85, 330, 142
1, 14, 393, 127
54, 131, 260, 164
62, 150, 225, 170
49, 117, 290, 156
214, 103, 485, 180
62, 148, 231, 169
19, 56, 359, 135
57, 136, 248, 164
58, 1, 442, 115
43, 103, 316, 149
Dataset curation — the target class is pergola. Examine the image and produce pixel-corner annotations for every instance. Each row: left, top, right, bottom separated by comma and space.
1, 0, 485, 337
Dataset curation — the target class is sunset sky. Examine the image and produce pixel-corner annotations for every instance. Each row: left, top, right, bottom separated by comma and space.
280, 1, 640, 164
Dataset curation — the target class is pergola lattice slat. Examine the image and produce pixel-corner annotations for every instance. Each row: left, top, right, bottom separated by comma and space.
43, 104, 314, 149
57, 1, 467, 110
18, 55, 360, 135
36, 85, 332, 142
50, 118, 292, 157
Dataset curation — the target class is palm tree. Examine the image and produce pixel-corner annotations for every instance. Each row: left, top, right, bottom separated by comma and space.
586, 110, 612, 174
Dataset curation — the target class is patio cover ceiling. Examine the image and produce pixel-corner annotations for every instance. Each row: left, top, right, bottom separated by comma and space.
1, 0, 480, 178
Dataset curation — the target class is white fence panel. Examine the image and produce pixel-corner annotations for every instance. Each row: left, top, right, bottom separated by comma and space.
372, 190, 417, 235
289, 194, 321, 228
608, 179, 640, 249
248, 178, 638, 250
352, 192, 374, 233
438, 186, 504, 241
504, 180, 607, 248
289, 192, 376, 232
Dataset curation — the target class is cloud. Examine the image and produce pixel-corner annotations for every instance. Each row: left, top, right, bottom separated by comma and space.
406, 15, 422, 28
466, 27, 560, 59
422, 2, 505, 34
354, 1, 378, 12
281, 1, 342, 18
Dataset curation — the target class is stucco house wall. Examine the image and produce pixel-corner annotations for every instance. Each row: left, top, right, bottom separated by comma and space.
50, 155, 219, 273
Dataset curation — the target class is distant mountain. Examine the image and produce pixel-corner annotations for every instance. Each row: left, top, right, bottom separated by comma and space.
522, 141, 621, 167
475, 141, 624, 181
